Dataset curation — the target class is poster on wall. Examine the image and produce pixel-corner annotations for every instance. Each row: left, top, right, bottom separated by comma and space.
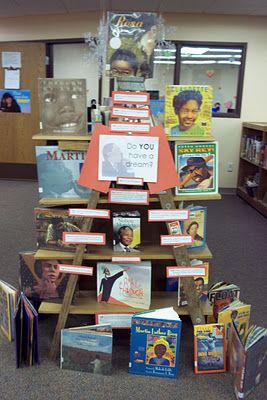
0, 89, 31, 113
106, 12, 158, 79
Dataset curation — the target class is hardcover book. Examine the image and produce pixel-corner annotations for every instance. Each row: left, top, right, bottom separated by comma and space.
19, 252, 71, 302
129, 307, 182, 378
38, 78, 87, 135
35, 146, 91, 199
112, 211, 141, 252
0, 280, 17, 341
230, 324, 267, 399
181, 206, 207, 251
61, 324, 112, 375
175, 142, 218, 196
97, 262, 151, 309
208, 282, 240, 320
150, 99, 165, 126
34, 207, 85, 252
194, 323, 226, 374
164, 85, 212, 137
178, 260, 209, 306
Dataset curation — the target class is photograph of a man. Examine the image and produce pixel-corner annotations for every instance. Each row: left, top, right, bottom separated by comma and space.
113, 226, 140, 252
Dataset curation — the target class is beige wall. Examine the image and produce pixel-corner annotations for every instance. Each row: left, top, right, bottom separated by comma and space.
1, 11, 267, 187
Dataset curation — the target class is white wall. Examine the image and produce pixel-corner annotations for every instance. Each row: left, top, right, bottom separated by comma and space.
0, 12, 267, 187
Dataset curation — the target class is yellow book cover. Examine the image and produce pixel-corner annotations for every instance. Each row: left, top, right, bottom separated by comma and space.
164, 85, 213, 137
0, 283, 11, 341
218, 303, 251, 347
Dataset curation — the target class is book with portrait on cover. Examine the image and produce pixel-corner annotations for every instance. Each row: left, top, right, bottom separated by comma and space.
0, 279, 17, 342
112, 211, 141, 252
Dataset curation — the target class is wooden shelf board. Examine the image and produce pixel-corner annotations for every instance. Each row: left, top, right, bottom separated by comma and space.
32, 134, 91, 141
34, 244, 212, 261
240, 156, 267, 170
38, 290, 213, 316
237, 186, 267, 217
167, 135, 216, 142
242, 122, 267, 132
39, 193, 221, 206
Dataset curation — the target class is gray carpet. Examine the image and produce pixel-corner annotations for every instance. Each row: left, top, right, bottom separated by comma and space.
0, 180, 266, 400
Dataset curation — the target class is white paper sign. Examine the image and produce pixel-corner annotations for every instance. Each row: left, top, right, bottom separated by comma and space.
96, 313, 133, 328
109, 189, 149, 204
148, 209, 189, 222
160, 235, 193, 246
63, 232, 105, 244
113, 93, 148, 103
2, 51, 21, 68
4, 69, 20, 89
58, 265, 93, 275
110, 122, 150, 133
99, 134, 159, 182
68, 208, 110, 219
112, 107, 149, 119
166, 266, 206, 278
116, 177, 143, 186
112, 256, 141, 263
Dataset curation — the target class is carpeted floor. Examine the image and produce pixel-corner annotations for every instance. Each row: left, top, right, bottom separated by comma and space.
0, 180, 266, 400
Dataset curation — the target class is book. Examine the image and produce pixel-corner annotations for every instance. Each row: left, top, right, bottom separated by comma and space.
14, 293, 39, 368
19, 251, 71, 302
97, 262, 151, 309
208, 282, 240, 320
38, 78, 87, 135
34, 207, 85, 252
60, 324, 113, 375
218, 299, 251, 355
181, 206, 207, 251
194, 323, 226, 374
35, 146, 91, 199
175, 142, 218, 196
107, 12, 158, 79
0, 280, 17, 341
150, 99, 165, 126
164, 85, 213, 137
112, 211, 141, 252
129, 307, 182, 378
230, 324, 267, 399
178, 260, 209, 306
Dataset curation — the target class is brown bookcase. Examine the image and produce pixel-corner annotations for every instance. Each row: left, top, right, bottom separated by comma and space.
237, 122, 267, 217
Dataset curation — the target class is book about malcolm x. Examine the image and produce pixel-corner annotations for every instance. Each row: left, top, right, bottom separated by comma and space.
112, 211, 141, 252
35, 146, 91, 199
19, 251, 72, 302
34, 207, 86, 252
0, 280, 17, 342
107, 12, 158, 79
38, 78, 87, 135
61, 324, 112, 375
175, 142, 218, 196
129, 307, 182, 378
164, 85, 213, 137
97, 262, 151, 310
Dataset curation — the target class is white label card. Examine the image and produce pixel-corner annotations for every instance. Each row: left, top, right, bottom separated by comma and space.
68, 208, 110, 219
112, 107, 149, 119
160, 235, 193, 246
111, 256, 141, 263
96, 313, 133, 328
109, 189, 149, 205
110, 122, 150, 133
58, 265, 93, 275
148, 209, 189, 222
117, 177, 143, 186
166, 266, 206, 278
113, 92, 148, 104
63, 232, 106, 245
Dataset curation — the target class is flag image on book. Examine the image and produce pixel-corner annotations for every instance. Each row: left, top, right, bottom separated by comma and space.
38, 78, 87, 135
175, 142, 218, 196
14, 293, 39, 368
181, 206, 207, 251
164, 85, 212, 137
194, 323, 226, 374
112, 211, 141, 252
129, 307, 182, 378
0, 280, 17, 342
34, 207, 84, 252
61, 324, 112, 375
208, 282, 240, 320
97, 262, 151, 309
35, 146, 91, 199
230, 324, 267, 399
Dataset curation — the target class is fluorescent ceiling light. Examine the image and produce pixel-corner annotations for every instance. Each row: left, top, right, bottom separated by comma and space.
217, 61, 241, 65
154, 56, 176, 59
181, 47, 209, 55
154, 60, 176, 64
182, 54, 241, 59
207, 48, 242, 53
182, 60, 216, 64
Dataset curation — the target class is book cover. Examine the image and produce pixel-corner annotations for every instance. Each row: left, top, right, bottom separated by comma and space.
181, 206, 207, 250
230, 324, 267, 399
194, 323, 226, 374
208, 282, 240, 320
178, 261, 209, 306
112, 211, 141, 252
34, 207, 85, 252
164, 85, 212, 137
129, 307, 182, 378
97, 262, 151, 309
19, 252, 71, 302
150, 99, 165, 126
61, 324, 112, 375
175, 142, 218, 196
107, 12, 158, 79
38, 78, 87, 135
0, 280, 17, 341
35, 146, 91, 199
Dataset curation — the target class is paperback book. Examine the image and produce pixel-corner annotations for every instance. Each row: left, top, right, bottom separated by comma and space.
150, 99, 165, 126
230, 323, 267, 399
112, 211, 141, 252
38, 78, 87, 135
61, 324, 112, 375
35, 146, 91, 199
164, 85, 213, 137
175, 142, 218, 196
14, 293, 39, 368
19, 252, 71, 302
178, 260, 209, 306
194, 323, 226, 374
0, 280, 17, 341
181, 206, 207, 251
208, 282, 240, 320
35, 207, 84, 252
129, 307, 182, 378
97, 262, 151, 309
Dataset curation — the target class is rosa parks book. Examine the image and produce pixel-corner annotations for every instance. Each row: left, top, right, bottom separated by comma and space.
97, 262, 151, 310
194, 323, 226, 374
164, 85, 212, 137
129, 307, 182, 378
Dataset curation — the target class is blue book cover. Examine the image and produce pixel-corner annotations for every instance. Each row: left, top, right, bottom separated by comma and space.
150, 99, 165, 126
129, 307, 182, 378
